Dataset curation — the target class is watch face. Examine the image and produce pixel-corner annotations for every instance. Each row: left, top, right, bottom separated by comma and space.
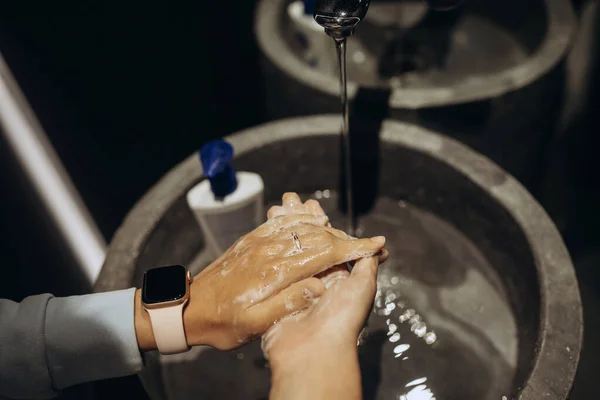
142, 265, 187, 304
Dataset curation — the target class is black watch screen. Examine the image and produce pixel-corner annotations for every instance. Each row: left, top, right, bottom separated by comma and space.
142, 265, 187, 304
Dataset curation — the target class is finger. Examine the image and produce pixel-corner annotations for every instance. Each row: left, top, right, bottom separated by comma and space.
333, 236, 386, 264
305, 199, 326, 216
351, 256, 379, 280
256, 214, 329, 236
307, 225, 349, 240
275, 231, 332, 254
246, 277, 325, 332
276, 224, 348, 240
347, 247, 389, 267
315, 264, 349, 279
269, 230, 349, 260
268, 226, 348, 254
317, 265, 350, 288
267, 205, 286, 219
379, 248, 390, 263
282, 192, 304, 211
348, 257, 380, 333
275, 237, 384, 287
349, 257, 379, 299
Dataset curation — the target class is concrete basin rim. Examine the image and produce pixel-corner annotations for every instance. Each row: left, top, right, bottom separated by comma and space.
254, 0, 577, 109
97, 115, 582, 399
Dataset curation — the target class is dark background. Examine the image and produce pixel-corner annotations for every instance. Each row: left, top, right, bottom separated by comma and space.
0, 8, 266, 299
0, 1, 599, 399
0, 9, 266, 399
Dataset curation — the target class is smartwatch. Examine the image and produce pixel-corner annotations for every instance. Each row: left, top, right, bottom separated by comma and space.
141, 265, 193, 355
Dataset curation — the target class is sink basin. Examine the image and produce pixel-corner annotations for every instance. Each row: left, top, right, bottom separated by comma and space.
254, 0, 576, 187
95, 116, 582, 400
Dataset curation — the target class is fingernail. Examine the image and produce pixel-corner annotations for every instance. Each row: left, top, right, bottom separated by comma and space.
371, 236, 386, 245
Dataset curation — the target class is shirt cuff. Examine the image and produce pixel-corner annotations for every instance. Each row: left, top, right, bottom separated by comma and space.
45, 288, 144, 390
0, 294, 56, 399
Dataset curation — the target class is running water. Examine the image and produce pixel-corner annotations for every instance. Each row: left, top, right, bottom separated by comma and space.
334, 37, 355, 236
311, 0, 369, 235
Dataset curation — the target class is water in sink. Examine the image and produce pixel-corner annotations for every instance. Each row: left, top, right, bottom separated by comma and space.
162, 191, 517, 400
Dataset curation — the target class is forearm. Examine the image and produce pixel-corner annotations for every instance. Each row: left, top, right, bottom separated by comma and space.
44, 288, 144, 390
0, 294, 56, 399
134, 288, 156, 351
269, 342, 362, 400
0, 289, 144, 399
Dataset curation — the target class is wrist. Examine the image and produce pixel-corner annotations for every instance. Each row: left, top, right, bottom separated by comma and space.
269, 339, 361, 400
136, 277, 218, 352
134, 280, 209, 351
134, 289, 157, 351
269, 336, 357, 373
182, 279, 214, 347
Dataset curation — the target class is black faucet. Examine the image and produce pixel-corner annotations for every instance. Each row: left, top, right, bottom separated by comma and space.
313, 0, 372, 39
313, 0, 464, 39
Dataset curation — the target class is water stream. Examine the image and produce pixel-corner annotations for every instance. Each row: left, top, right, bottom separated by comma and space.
334, 36, 356, 236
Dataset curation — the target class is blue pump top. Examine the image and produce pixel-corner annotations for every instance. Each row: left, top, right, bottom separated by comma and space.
303, 0, 315, 14
199, 140, 238, 199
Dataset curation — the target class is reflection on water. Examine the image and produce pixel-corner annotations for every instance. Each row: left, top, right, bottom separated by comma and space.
371, 288, 439, 399
321, 192, 516, 400
161, 191, 516, 400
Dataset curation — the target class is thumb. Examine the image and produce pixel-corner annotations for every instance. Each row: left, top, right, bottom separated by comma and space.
347, 257, 379, 336
350, 257, 379, 296
351, 256, 378, 279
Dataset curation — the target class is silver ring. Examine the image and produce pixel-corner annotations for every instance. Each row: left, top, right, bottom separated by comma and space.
291, 231, 302, 251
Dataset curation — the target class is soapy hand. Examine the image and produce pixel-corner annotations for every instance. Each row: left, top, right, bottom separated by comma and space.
262, 193, 383, 365
262, 256, 379, 364
184, 211, 385, 350
267, 193, 330, 221
267, 192, 389, 264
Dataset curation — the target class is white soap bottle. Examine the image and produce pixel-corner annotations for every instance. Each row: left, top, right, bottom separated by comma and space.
186, 139, 264, 259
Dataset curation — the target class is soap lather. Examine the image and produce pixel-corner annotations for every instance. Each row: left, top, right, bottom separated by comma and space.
187, 140, 264, 258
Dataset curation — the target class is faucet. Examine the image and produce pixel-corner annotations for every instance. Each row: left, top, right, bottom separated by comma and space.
312, 0, 464, 39
312, 0, 372, 39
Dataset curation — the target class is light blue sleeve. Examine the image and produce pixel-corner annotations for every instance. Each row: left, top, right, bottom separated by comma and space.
0, 288, 144, 399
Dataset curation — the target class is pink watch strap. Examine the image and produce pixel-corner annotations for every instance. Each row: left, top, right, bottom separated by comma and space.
146, 301, 190, 355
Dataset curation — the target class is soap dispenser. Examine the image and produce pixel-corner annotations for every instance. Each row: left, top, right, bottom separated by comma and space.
186, 140, 264, 258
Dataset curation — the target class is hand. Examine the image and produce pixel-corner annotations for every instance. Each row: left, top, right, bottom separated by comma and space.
267, 192, 389, 265
261, 256, 379, 363
264, 257, 381, 400
267, 193, 329, 220
265, 194, 384, 400
182, 213, 385, 350
135, 193, 386, 352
